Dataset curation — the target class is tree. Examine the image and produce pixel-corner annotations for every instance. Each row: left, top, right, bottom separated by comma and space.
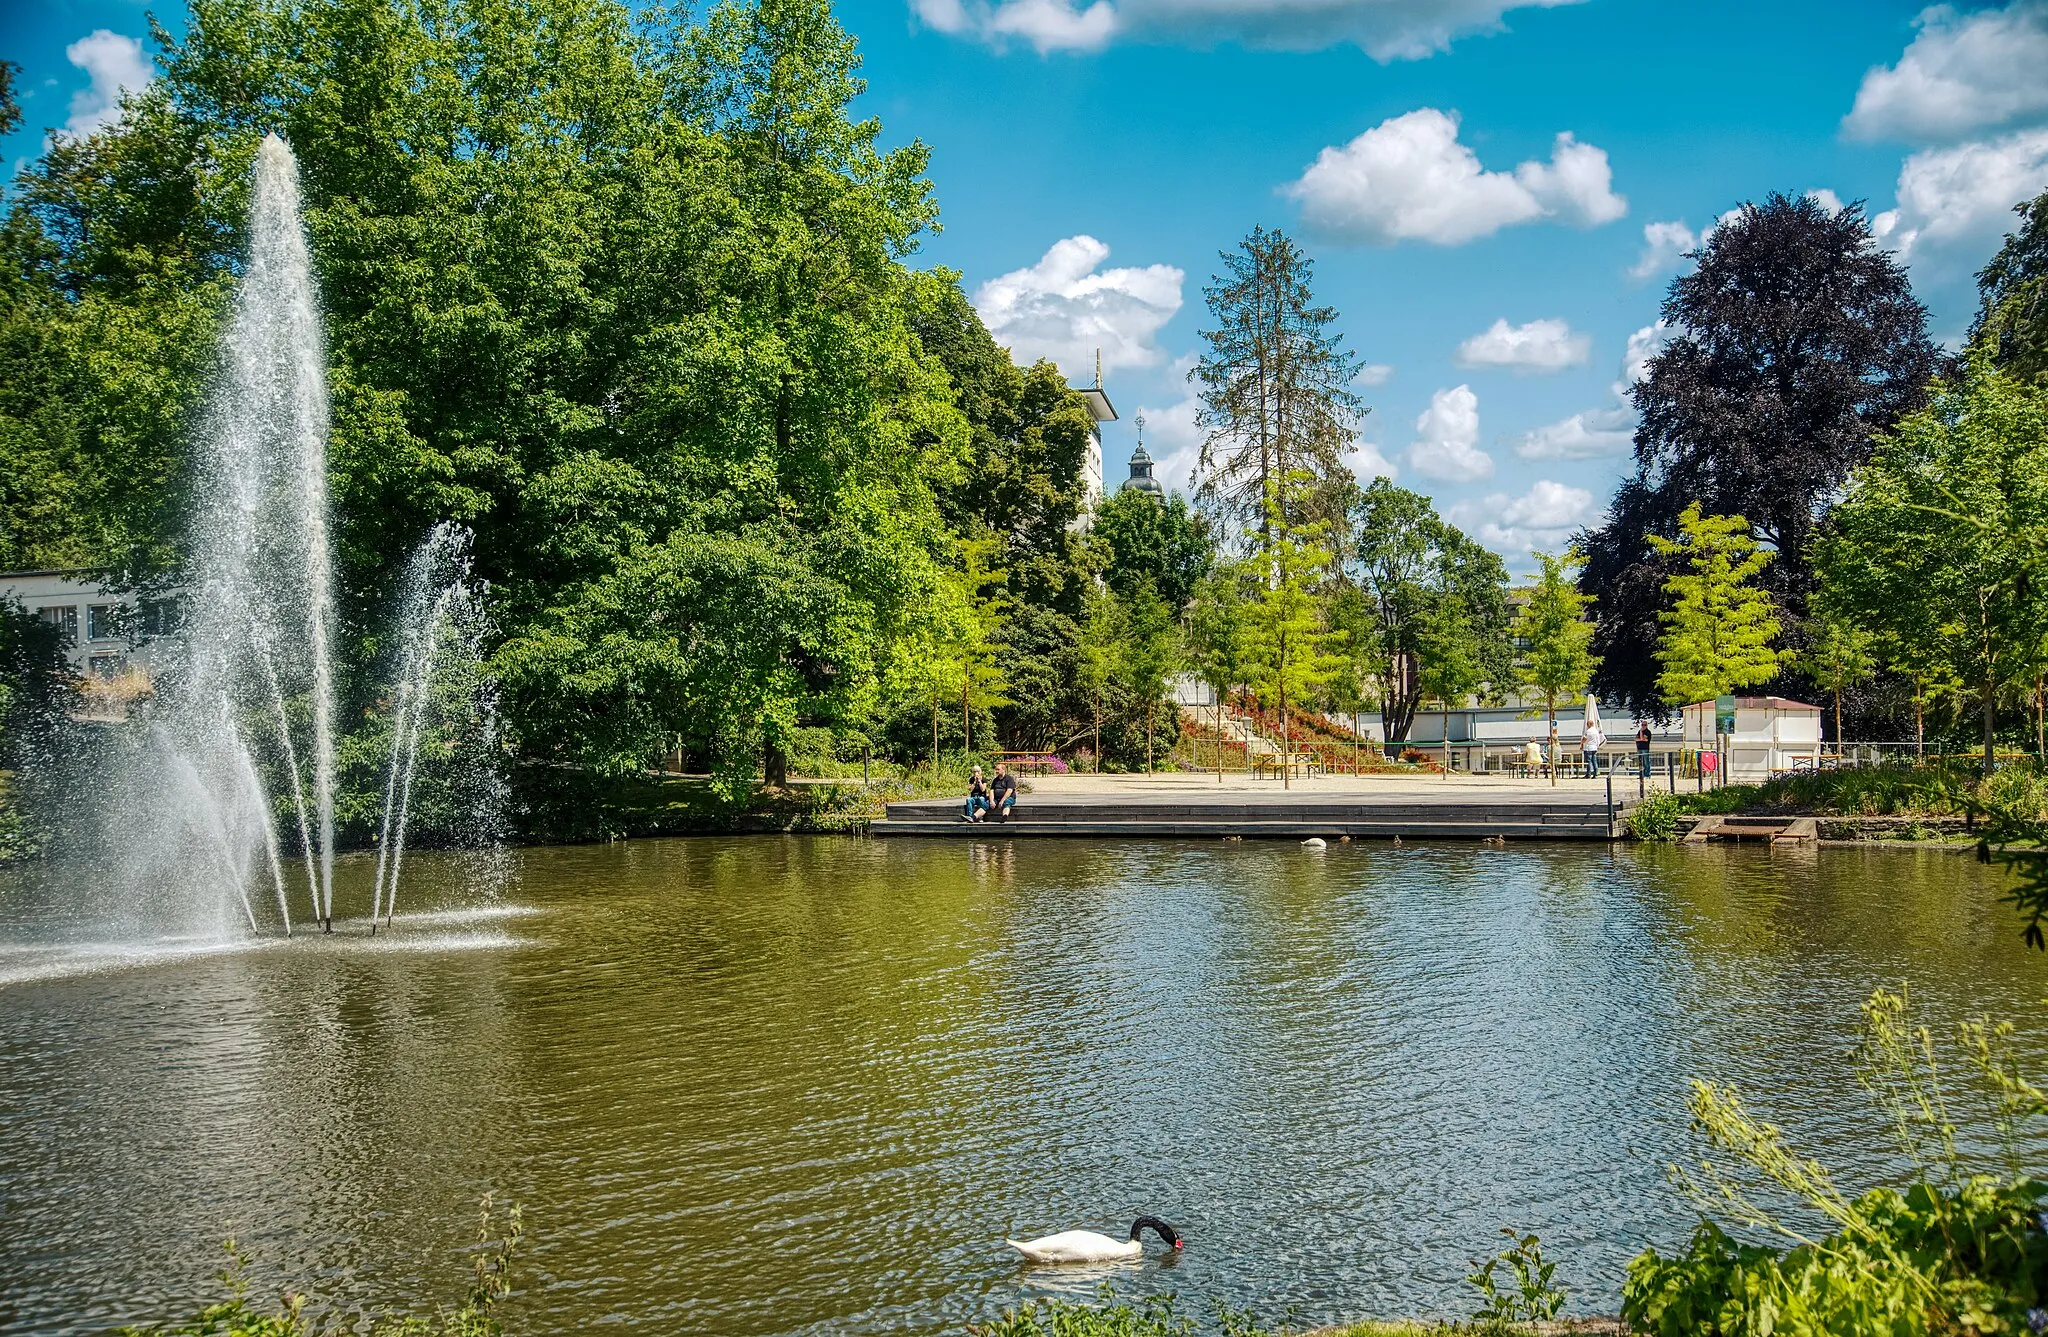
1075, 580, 1119, 768
1246, 480, 1343, 789
1791, 607, 1876, 753
1184, 562, 1253, 779
950, 538, 1012, 759
1345, 479, 1514, 747
1814, 356, 2048, 772
1517, 550, 1600, 786
1649, 503, 1783, 708
1113, 578, 1179, 773
1973, 186, 2048, 386
1092, 486, 1212, 611
1193, 226, 1364, 543
1580, 193, 1938, 717
1416, 591, 1483, 777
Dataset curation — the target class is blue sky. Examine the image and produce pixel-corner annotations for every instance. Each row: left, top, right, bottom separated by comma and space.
8, 0, 2048, 572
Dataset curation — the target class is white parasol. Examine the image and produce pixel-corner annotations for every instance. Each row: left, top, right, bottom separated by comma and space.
1583, 694, 1602, 736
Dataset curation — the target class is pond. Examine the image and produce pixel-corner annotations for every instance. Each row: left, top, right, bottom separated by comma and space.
2, 837, 2043, 1334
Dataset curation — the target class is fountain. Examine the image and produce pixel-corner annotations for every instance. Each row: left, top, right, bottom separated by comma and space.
97, 134, 499, 940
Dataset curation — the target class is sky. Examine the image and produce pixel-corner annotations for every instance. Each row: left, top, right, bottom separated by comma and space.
6, 0, 2048, 573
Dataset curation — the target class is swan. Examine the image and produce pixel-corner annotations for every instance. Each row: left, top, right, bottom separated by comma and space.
1301, 836, 1327, 849
1006, 1217, 1183, 1263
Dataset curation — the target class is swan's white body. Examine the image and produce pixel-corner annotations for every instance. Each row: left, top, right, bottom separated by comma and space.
1005, 1229, 1144, 1264
1301, 837, 1327, 849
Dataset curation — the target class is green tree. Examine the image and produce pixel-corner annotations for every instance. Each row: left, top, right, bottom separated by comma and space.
1194, 226, 1364, 541
1246, 480, 1343, 789
1113, 579, 1179, 773
1814, 356, 2048, 771
1184, 561, 1254, 778
1416, 591, 1483, 777
1075, 579, 1119, 768
1649, 503, 1783, 708
1516, 550, 1600, 786
949, 538, 1012, 758
1791, 606, 1876, 754
1973, 186, 2048, 386
1092, 486, 1212, 611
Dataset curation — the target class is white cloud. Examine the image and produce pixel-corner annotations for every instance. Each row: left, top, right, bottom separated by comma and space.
61, 31, 153, 139
973, 236, 1184, 379
1454, 317, 1590, 372
912, 0, 1586, 58
1405, 384, 1492, 482
1628, 220, 1698, 281
1512, 320, 1670, 461
1131, 392, 1203, 493
1284, 109, 1626, 246
1871, 128, 2048, 272
1844, 1, 2048, 144
1806, 187, 1846, 215
1447, 480, 1601, 557
1356, 362, 1394, 386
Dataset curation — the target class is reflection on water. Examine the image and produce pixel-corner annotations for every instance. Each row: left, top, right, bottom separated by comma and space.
0, 838, 2041, 1334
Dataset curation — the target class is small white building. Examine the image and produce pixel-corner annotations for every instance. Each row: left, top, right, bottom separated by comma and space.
1681, 696, 1822, 782
0, 569, 173, 681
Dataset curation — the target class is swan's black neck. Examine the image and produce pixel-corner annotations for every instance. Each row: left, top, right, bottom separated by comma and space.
1129, 1216, 1180, 1246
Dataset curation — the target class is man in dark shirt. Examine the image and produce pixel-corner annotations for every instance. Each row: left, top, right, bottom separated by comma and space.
1635, 721, 1653, 778
990, 763, 1018, 822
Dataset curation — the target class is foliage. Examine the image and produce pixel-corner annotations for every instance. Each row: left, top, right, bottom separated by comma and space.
1623, 987, 2048, 1337
1344, 479, 1514, 746
1467, 1230, 1567, 1332
117, 1196, 523, 1336
1814, 354, 2048, 771
1245, 480, 1344, 779
1973, 186, 2048, 386
1517, 549, 1600, 757
1626, 791, 1686, 841
1093, 487, 1213, 611
0, 602, 78, 861
1112, 577, 1180, 772
1790, 606, 1876, 747
1648, 503, 1782, 707
1193, 226, 1364, 540
1580, 193, 1937, 717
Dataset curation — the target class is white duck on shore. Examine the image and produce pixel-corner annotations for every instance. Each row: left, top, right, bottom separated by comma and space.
1006, 1217, 1183, 1264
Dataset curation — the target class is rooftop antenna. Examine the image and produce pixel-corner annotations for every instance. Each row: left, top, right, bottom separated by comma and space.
1094, 348, 1102, 389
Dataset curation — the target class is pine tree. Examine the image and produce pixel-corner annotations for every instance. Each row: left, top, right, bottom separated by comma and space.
1194, 227, 1365, 544
1649, 503, 1782, 708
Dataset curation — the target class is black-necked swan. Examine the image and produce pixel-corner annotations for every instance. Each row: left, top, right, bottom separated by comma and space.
1006, 1217, 1183, 1263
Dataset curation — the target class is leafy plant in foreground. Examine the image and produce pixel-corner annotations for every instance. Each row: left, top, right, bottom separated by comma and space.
1467, 1229, 1566, 1331
1623, 988, 2048, 1336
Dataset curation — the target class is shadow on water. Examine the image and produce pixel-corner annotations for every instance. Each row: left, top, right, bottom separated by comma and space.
0, 837, 2040, 1334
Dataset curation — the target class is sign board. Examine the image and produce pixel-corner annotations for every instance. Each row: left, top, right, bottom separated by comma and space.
1715, 694, 1737, 736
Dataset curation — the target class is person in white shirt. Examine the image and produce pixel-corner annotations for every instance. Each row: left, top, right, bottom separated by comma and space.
1581, 719, 1606, 777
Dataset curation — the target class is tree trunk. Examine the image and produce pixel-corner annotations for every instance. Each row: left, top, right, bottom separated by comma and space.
764, 741, 788, 788
2037, 675, 2044, 761
1548, 702, 1558, 788
1915, 679, 1925, 763
1834, 686, 1843, 759
1983, 673, 1997, 774
1145, 698, 1154, 773
1280, 679, 1291, 791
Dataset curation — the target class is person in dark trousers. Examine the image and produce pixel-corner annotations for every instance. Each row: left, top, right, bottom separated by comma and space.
990, 763, 1018, 822
1635, 721, 1653, 779
962, 765, 990, 822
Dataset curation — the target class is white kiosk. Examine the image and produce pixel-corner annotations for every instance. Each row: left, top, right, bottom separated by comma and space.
1681, 695, 1823, 782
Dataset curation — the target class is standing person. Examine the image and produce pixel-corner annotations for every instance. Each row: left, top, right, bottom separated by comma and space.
962, 765, 990, 822
1635, 721, 1653, 778
1581, 717, 1605, 778
990, 763, 1018, 823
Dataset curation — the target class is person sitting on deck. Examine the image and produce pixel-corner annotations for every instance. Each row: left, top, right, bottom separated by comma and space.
962, 766, 990, 822
990, 763, 1017, 823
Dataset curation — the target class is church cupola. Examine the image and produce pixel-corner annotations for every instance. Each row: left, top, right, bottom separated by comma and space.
1122, 414, 1166, 501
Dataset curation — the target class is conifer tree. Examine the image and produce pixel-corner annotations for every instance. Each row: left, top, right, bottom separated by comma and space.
1649, 503, 1782, 708
1193, 227, 1365, 543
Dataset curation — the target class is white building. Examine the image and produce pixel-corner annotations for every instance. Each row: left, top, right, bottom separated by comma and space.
1681, 696, 1822, 782
1074, 382, 1115, 505
0, 569, 172, 681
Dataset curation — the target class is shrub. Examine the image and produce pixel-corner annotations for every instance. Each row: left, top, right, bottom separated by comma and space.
1622, 988, 2048, 1336
1627, 792, 1685, 841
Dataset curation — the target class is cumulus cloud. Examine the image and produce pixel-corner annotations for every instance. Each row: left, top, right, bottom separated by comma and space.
1871, 128, 2048, 273
973, 236, 1184, 378
1513, 320, 1670, 461
1447, 480, 1601, 558
1806, 187, 1846, 215
911, 0, 1585, 58
1356, 362, 1394, 386
1284, 109, 1625, 246
1130, 391, 1204, 493
1405, 385, 1492, 482
1844, 1, 2048, 144
1454, 317, 1590, 372
1628, 220, 1698, 281
62, 31, 153, 139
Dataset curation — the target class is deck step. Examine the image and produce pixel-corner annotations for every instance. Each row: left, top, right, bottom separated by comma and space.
1682, 815, 1817, 844
871, 818, 1612, 841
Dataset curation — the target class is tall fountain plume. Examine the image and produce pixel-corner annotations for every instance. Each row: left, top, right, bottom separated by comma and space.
112, 134, 337, 937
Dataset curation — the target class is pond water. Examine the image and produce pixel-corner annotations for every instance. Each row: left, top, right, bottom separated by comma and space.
2, 837, 2045, 1335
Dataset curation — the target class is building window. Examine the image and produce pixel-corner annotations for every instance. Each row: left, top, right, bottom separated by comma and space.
87, 603, 120, 642
140, 598, 182, 637
37, 605, 79, 647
